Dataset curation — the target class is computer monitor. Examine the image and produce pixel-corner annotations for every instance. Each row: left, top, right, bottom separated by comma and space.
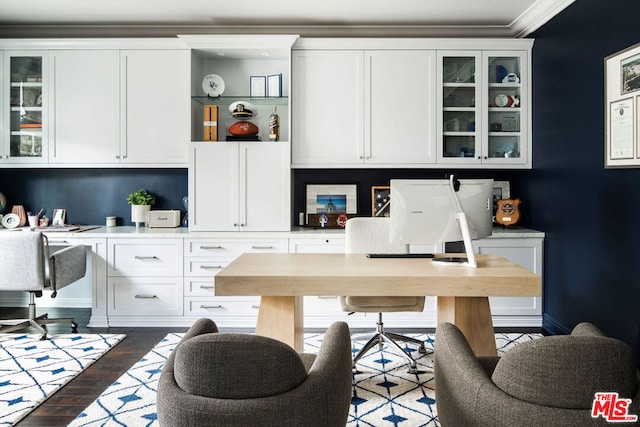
389, 176, 493, 268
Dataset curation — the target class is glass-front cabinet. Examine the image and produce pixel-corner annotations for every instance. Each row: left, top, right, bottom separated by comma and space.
2, 51, 48, 163
437, 50, 528, 167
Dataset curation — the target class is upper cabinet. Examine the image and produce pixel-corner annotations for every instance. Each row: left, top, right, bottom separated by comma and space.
292, 38, 533, 169
1, 51, 48, 164
1, 39, 190, 168
437, 49, 530, 167
292, 47, 436, 167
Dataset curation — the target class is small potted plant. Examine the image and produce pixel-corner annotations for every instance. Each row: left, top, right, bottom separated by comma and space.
126, 188, 155, 228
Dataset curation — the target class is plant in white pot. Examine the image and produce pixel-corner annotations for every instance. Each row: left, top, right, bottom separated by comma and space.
126, 189, 155, 228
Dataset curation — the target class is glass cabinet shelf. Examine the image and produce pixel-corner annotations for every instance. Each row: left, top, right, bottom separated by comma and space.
191, 96, 289, 106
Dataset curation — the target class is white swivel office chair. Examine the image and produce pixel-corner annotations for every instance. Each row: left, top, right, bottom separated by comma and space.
0, 231, 86, 339
340, 217, 426, 373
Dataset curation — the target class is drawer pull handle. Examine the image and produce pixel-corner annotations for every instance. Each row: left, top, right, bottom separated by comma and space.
135, 294, 158, 299
199, 285, 215, 290
251, 304, 260, 309
200, 245, 223, 250
49, 240, 70, 245
200, 265, 223, 270
251, 245, 274, 250
134, 256, 159, 260
318, 296, 337, 300
200, 304, 223, 309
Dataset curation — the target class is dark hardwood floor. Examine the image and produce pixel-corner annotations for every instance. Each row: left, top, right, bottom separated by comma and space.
0, 307, 187, 427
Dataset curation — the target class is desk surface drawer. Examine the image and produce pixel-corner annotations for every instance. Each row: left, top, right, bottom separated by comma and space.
108, 239, 183, 276
108, 277, 183, 316
184, 239, 287, 257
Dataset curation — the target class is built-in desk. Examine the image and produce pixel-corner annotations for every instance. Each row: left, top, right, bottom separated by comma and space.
215, 253, 541, 357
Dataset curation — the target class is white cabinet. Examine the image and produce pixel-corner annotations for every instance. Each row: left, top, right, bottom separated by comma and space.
119, 49, 190, 165
189, 142, 290, 231
1, 51, 48, 164
436, 49, 531, 168
292, 49, 436, 167
472, 234, 543, 327
48, 50, 119, 164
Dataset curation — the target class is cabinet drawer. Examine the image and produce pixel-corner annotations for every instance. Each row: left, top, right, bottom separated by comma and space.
108, 239, 183, 276
184, 239, 287, 257
184, 259, 229, 277
184, 297, 260, 317
184, 278, 216, 297
108, 277, 183, 316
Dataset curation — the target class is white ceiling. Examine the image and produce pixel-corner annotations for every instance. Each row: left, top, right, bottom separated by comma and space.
0, 0, 574, 38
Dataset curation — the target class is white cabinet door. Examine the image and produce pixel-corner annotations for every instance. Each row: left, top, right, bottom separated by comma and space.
365, 50, 436, 165
120, 50, 190, 165
241, 142, 290, 231
189, 142, 290, 231
49, 50, 119, 164
292, 50, 364, 166
189, 142, 238, 231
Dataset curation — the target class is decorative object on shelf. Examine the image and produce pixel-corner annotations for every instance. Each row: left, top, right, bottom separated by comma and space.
306, 213, 355, 228
496, 143, 515, 158
304, 183, 357, 227
494, 94, 519, 108
269, 106, 280, 141
250, 76, 266, 97
229, 101, 257, 118
1, 213, 20, 229
202, 74, 225, 97
126, 188, 156, 228
52, 209, 67, 226
495, 65, 508, 83
495, 198, 521, 227
228, 121, 259, 136
267, 73, 283, 97
0, 191, 6, 214
492, 181, 510, 221
203, 105, 218, 141
182, 196, 188, 227
11, 204, 27, 227
502, 73, 520, 83
372, 186, 391, 217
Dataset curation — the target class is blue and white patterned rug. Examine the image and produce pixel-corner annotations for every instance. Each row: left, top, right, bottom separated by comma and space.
0, 333, 125, 427
69, 331, 540, 427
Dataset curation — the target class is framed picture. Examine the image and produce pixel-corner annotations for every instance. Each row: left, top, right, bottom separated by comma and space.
305, 184, 357, 227
267, 73, 282, 97
371, 186, 391, 217
605, 41, 640, 167
250, 76, 266, 98
52, 209, 66, 226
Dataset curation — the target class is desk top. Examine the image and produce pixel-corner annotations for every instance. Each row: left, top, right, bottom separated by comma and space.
215, 253, 541, 298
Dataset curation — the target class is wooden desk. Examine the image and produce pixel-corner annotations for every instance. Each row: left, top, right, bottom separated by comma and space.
215, 253, 541, 357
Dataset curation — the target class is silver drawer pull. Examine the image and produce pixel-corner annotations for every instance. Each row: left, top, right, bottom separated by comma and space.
200, 245, 223, 250
200, 265, 223, 270
251, 245, 274, 250
135, 294, 157, 299
251, 304, 260, 309
200, 304, 223, 309
134, 256, 159, 260
199, 285, 215, 290
318, 296, 337, 300
49, 240, 69, 245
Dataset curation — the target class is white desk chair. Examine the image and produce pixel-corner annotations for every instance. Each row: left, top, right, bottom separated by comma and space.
340, 217, 426, 373
0, 231, 86, 339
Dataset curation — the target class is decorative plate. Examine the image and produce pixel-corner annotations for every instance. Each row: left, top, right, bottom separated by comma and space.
202, 74, 225, 97
1, 213, 20, 229
495, 94, 508, 107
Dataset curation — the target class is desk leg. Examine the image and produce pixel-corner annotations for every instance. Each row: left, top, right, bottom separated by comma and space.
255, 296, 304, 352
437, 296, 497, 357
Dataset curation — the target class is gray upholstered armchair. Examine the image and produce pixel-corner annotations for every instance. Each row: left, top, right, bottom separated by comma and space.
157, 318, 353, 427
435, 321, 640, 426
0, 231, 86, 339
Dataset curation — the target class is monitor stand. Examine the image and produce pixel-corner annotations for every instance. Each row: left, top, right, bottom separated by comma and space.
432, 212, 478, 268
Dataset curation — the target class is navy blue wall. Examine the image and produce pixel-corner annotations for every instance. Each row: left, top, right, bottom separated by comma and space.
522, 0, 640, 363
0, 169, 187, 226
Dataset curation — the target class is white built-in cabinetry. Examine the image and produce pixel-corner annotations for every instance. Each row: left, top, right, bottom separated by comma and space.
188, 142, 290, 231
292, 38, 533, 169
1, 39, 190, 167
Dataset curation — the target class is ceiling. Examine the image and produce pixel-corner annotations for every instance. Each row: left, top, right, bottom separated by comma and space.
0, 0, 574, 38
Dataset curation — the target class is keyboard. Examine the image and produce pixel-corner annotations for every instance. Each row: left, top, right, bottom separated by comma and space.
366, 253, 434, 259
